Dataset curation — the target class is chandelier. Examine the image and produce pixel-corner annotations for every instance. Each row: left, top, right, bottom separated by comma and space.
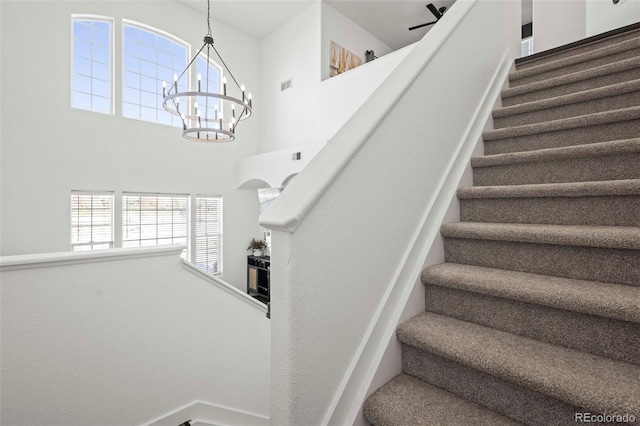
162, 0, 252, 142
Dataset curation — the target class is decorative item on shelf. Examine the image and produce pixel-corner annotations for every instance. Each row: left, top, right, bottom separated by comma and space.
162, 0, 252, 142
247, 238, 267, 257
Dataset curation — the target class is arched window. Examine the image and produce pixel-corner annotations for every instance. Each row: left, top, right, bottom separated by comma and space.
122, 21, 189, 127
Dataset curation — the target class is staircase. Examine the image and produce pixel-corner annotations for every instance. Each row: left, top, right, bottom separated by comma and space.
363, 24, 640, 426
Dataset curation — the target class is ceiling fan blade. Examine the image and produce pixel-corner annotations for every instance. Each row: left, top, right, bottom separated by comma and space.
408, 20, 437, 31
426, 3, 443, 20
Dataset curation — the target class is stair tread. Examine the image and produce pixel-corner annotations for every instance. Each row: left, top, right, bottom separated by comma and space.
509, 36, 640, 82
493, 79, 640, 119
502, 56, 640, 100
472, 138, 640, 168
457, 179, 640, 199
421, 263, 640, 323
397, 312, 640, 418
363, 373, 521, 426
483, 105, 640, 141
441, 222, 640, 250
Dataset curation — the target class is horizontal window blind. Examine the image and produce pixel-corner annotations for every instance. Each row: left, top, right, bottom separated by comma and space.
195, 196, 222, 274
521, 37, 534, 57
122, 193, 188, 247
71, 191, 114, 251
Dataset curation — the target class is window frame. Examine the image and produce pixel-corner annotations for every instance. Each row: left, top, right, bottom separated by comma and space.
70, 15, 115, 115
70, 191, 115, 251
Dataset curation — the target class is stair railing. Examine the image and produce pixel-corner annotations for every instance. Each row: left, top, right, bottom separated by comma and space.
260, 1, 522, 425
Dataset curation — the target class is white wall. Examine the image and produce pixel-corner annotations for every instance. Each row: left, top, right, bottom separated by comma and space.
320, 2, 393, 81
0, 0, 263, 290
259, 3, 322, 153
0, 247, 270, 426
533, 0, 586, 52
259, 2, 406, 153
586, 0, 640, 36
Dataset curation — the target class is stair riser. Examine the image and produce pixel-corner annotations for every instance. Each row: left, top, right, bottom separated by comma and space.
444, 237, 640, 286
510, 47, 640, 87
459, 195, 640, 226
401, 344, 603, 426
424, 285, 640, 364
484, 118, 640, 155
494, 90, 640, 128
473, 152, 640, 186
516, 30, 640, 70
502, 67, 640, 107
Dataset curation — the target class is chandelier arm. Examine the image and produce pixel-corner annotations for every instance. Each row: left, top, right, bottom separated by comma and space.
168, 42, 209, 94
232, 107, 249, 132
209, 44, 243, 91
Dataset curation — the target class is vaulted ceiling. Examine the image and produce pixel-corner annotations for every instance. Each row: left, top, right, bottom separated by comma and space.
178, 0, 532, 51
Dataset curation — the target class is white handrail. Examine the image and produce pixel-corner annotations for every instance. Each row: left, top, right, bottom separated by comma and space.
181, 259, 268, 313
0, 245, 185, 270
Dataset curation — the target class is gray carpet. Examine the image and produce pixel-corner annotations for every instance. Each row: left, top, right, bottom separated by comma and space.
363, 23, 640, 426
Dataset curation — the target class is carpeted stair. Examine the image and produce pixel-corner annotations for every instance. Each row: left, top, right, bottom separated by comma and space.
363, 23, 640, 426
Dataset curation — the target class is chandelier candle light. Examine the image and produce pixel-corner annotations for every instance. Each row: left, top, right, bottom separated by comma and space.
162, 0, 252, 142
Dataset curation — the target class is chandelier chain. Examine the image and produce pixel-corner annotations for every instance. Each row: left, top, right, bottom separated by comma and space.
207, 0, 212, 37
162, 0, 252, 142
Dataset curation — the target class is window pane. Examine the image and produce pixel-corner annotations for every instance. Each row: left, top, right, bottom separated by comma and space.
92, 28, 110, 47
92, 62, 110, 81
74, 57, 91, 76
93, 79, 110, 97
71, 18, 112, 115
123, 102, 140, 119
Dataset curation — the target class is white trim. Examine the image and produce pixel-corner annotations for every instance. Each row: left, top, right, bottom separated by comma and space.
181, 259, 268, 313
0, 245, 185, 271
323, 51, 514, 426
145, 400, 269, 426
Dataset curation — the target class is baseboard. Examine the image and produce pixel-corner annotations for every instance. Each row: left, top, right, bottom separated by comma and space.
145, 400, 269, 426
323, 50, 514, 426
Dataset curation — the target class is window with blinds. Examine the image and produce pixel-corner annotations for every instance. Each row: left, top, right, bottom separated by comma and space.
122, 193, 189, 247
521, 37, 534, 57
71, 192, 114, 251
195, 196, 223, 275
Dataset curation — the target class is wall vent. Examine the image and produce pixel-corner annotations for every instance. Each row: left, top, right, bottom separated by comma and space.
281, 78, 293, 91
291, 152, 302, 162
